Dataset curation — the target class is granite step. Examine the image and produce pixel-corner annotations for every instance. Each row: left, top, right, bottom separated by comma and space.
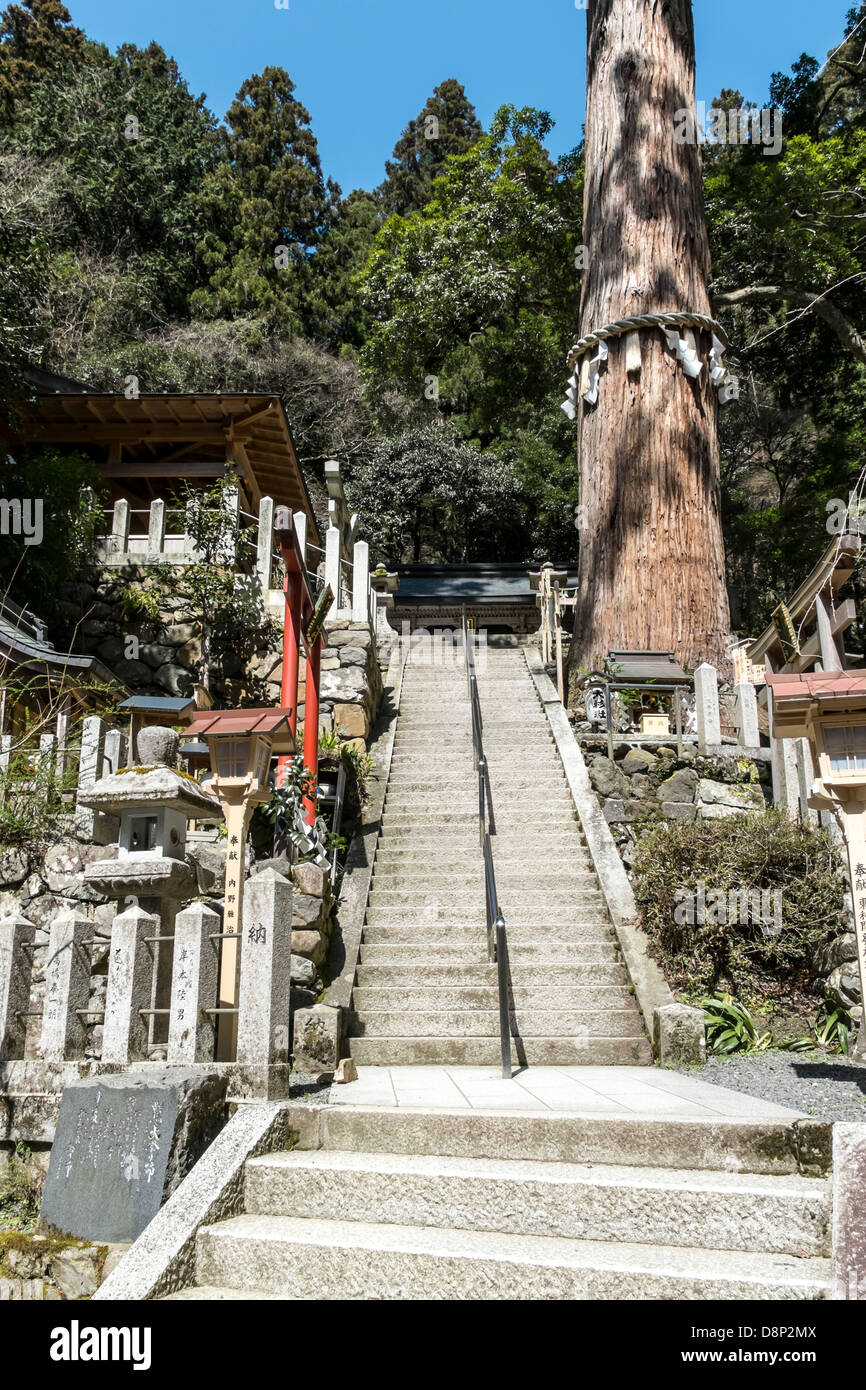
346, 1036, 653, 1066
244, 1151, 830, 1257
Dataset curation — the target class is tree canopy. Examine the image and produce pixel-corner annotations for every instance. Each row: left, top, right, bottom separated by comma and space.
1, 1, 865, 619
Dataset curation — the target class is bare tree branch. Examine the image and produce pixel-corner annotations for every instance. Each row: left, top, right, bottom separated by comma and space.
714, 282, 866, 366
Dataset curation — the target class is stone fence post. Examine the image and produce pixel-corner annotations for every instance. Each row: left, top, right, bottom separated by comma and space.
102, 905, 160, 1065
734, 681, 759, 748
108, 499, 130, 557
40, 908, 91, 1061
256, 496, 275, 593
236, 868, 293, 1098
352, 540, 370, 623
0, 914, 36, 1060
325, 526, 343, 610
168, 903, 220, 1064
694, 662, 721, 752
147, 499, 166, 556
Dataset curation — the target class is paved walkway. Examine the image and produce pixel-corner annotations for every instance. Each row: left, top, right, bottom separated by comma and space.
329, 1066, 804, 1118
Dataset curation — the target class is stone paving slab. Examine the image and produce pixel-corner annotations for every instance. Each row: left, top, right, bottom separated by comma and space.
329, 1066, 806, 1118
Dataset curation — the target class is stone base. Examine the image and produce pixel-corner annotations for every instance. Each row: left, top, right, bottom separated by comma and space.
654, 1003, 707, 1068
1, 1059, 291, 1143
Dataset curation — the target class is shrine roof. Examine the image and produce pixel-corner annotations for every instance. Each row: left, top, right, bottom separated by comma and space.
765, 672, 866, 702
187, 706, 296, 753
607, 651, 691, 684
394, 563, 579, 604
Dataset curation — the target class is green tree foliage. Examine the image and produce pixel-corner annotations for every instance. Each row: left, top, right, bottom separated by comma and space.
633, 811, 846, 1005
344, 421, 522, 565
0, 0, 82, 113
360, 105, 582, 557
1, 35, 222, 366
379, 77, 483, 217
192, 66, 337, 336
703, 9, 866, 633
0, 446, 104, 623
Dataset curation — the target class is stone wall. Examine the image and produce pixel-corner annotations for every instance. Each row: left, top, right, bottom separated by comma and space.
581, 735, 861, 1017
62, 567, 278, 704
299, 619, 383, 751
584, 741, 770, 860
0, 834, 336, 1063
0, 1228, 121, 1300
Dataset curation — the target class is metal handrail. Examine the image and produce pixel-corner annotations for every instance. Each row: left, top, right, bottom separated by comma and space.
462, 612, 511, 1078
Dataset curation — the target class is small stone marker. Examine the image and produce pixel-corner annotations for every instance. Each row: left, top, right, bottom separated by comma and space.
294, 1003, 343, 1077
694, 663, 721, 752
334, 1057, 358, 1084
0, 914, 36, 1060
236, 868, 293, 1090
833, 1124, 866, 1300
168, 903, 220, 1064
39, 908, 91, 1061
734, 681, 759, 748
102, 904, 159, 1065
40, 1070, 228, 1244
654, 1003, 706, 1068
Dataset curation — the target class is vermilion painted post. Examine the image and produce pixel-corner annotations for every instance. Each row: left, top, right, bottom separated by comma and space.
303, 638, 321, 824
277, 542, 302, 789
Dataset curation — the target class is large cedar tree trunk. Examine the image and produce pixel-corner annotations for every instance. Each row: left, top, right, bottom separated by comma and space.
571, 0, 731, 675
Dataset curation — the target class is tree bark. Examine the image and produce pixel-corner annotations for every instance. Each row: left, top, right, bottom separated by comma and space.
571, 0, 731, 676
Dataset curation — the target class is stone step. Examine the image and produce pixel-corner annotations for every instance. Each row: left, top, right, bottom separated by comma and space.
367, 883, 600, 904
369, 879, 599, 898
384, 783, 572, 798
313, 1105, 831, 1175
353, 962, 629, 987
362, 924, 614, 945
346, 1036, 653, 1066
162, 1285, 285, 1301
378, 828, 583, 839
352, 985, 635, 1012
364, 910, 609, 930
351, 1010, 644, 1040
380, 810, 575, 828
358, 942, 622, 965
371, 868, 598, 886
244, 1151, 830, 1257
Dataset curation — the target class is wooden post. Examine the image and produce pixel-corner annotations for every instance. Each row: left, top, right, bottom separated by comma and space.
816, 591, 844, 672
303, 639, 322, 824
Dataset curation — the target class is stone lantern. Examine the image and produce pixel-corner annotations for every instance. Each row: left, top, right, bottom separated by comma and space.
767, 671, 866, 1056
81, 727, 222, 903
79, 726, 223, 1049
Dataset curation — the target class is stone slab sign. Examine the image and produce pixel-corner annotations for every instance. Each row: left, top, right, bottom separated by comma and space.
40, 1070, 228, 1245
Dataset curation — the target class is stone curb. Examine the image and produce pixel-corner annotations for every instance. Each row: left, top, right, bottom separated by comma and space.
321, 644, 405, 1017
522, 649, 677, 1052
92, 1103, 296, 1300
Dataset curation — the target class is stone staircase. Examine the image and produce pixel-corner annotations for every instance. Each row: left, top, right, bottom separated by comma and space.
347, 640, 651, 1065
164, 1106, 833, 1299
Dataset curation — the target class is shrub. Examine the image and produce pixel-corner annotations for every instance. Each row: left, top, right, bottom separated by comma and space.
632, 810, 846, 1001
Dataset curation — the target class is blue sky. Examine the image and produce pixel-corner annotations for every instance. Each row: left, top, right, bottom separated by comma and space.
66, 0, 855, 193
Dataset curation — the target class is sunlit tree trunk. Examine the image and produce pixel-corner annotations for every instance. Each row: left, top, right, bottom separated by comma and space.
571, 0, 731, 676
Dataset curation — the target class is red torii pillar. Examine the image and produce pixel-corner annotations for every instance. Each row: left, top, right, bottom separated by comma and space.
275, 509, 321, 825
